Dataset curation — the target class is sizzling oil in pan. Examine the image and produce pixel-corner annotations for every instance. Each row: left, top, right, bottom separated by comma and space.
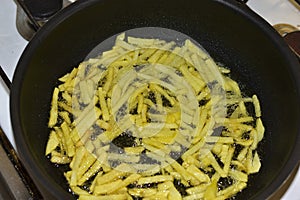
45, 28, 265, 200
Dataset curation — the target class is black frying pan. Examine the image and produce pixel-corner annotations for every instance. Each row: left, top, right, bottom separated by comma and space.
10, 0, 300, 199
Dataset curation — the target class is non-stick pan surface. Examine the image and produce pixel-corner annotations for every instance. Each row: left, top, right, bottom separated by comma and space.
11, 0, 300, 199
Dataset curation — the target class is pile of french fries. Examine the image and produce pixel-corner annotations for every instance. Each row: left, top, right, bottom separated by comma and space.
46, 32, 264, 200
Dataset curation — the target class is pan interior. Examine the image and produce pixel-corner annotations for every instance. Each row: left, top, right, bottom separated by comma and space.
11, 0, 300, 199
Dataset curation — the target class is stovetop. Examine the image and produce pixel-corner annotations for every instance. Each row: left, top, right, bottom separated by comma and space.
0, 0, 299, 199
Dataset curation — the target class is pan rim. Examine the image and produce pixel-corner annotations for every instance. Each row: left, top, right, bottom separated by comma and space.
10, 0, 300, 199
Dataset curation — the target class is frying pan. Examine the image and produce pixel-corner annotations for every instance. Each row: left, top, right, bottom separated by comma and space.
9, 0, 300, 199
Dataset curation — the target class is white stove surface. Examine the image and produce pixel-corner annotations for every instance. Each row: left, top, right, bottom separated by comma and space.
0, 0, 299, 199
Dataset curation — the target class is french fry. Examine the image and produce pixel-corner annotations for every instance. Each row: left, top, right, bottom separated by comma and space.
223, 147, 235, 175
79, 194, 128, 200
137, 175, 173, 185
252, 95, 261, 117
50, 154, 71, 164
186, 164, 210, 183
61, 122, 75, 157
94, 173, 141, 195
183, 193, 204, 200
256, 118, 265, 143
48, 87, 59, 127
45, 130, 59, 155
217, 181, 247, 198
186, 183, 209, 195
98, 87, 110, 121
94, 163, 129, 185
59, 111, 71, 125
94, 180, 123, 195
158, 181, 181, 200
70, 146, 85, 186
46, 34, 265, 200
128, 188, 157, 197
